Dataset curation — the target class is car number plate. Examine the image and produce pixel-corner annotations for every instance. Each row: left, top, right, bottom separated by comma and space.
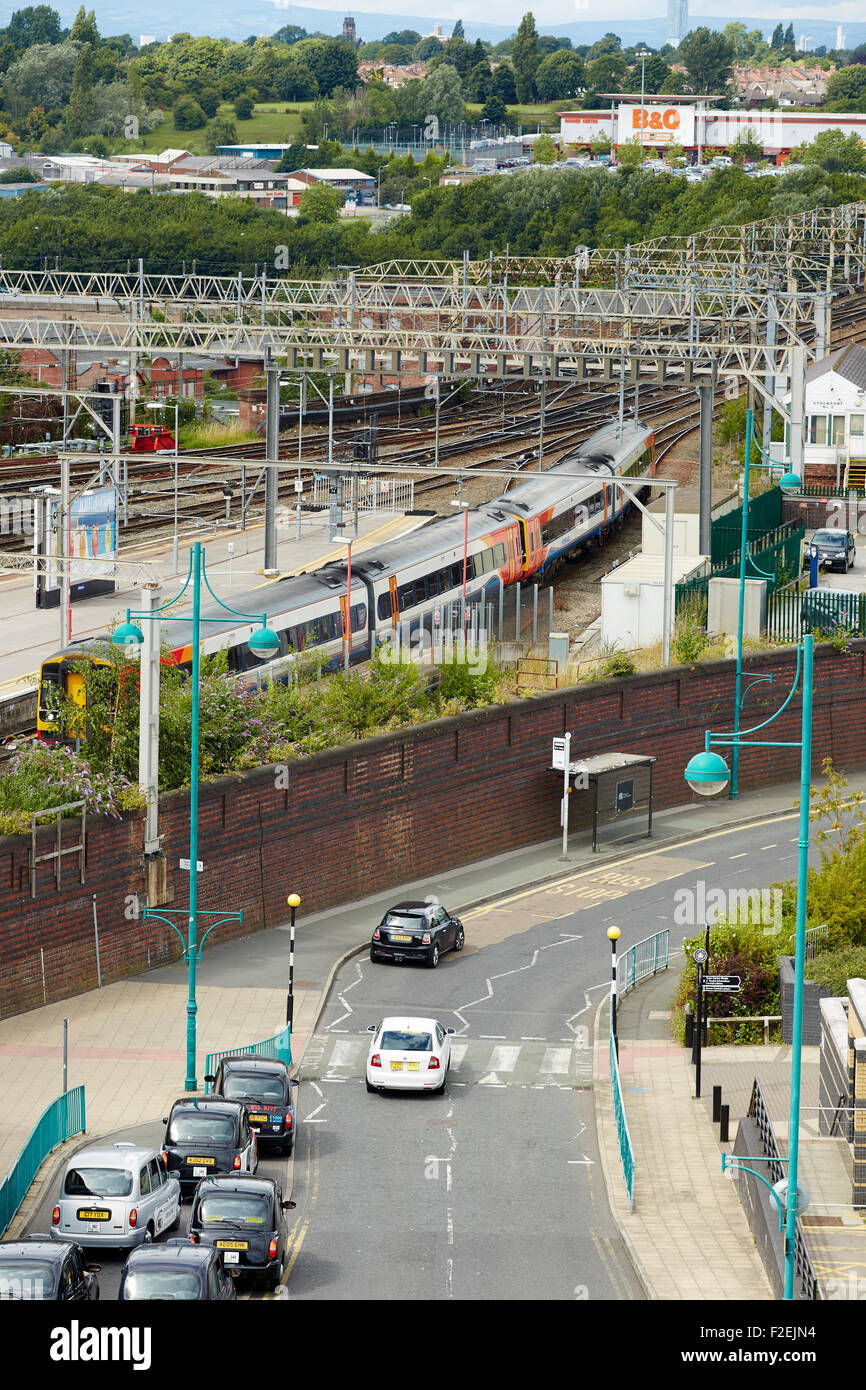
390, 1061, 403, 1071
77, 1208, 110, 1221
391, 934, 412, 942
248, 1114, 268, 1123
187, 1156, 215, 1166
216, 1241, 248, 1251
407, 1062, 420, 1071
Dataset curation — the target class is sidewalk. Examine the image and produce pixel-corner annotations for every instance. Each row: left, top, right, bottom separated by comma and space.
3, 767, 865, 1295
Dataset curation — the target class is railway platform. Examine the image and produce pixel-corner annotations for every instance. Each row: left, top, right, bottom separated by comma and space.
0, 507, 426, 711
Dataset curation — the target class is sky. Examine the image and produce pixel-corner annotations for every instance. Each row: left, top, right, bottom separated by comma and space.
270, 0, 866, 21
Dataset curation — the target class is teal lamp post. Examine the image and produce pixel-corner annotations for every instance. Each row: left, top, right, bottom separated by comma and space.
730, 408, 802, 799
684, 631, 813, 1301
114, 541, 280, 1091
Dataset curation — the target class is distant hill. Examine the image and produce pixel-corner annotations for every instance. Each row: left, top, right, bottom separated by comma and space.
47, 3, 866, 50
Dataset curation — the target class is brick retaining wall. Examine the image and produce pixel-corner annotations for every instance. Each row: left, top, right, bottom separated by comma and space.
2, 641, 866, 1018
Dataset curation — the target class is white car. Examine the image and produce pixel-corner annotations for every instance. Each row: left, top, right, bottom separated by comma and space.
365, 1016, 455, 1095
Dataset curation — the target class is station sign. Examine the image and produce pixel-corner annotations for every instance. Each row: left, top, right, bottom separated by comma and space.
702, 974, 741, 993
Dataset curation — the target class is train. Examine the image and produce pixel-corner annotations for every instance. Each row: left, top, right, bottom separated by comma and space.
36, 419, 654, 740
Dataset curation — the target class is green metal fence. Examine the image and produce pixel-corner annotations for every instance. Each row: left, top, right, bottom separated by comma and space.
676, 525, 804, 616
204, 1025, 292, 1093
767, 585, 866, 644
616, 929, 670, 998
610, 1027, 635, 1212
710, 486, 783, 567
0, 1086, 85, 1236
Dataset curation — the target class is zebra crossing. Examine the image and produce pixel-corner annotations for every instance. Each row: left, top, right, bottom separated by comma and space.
301, 1033, 594, 1089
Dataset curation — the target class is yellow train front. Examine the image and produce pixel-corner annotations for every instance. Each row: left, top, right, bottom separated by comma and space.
36, 642, 116, 743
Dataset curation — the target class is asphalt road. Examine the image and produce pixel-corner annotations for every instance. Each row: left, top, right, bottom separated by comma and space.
281, 812, 811, 1302
25, 810, 813, 1302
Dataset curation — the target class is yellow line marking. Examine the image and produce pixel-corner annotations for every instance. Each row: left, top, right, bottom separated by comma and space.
281, 1123, 319, 1290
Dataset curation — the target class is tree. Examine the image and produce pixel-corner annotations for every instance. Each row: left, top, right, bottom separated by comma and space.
298, 181, 343, 222
173, 94, 207, 130
382, 31, 421, 47
489, 63, 517, 105
535, 50, 584, 101
532, 132, 557, 163
69, 6, 99, 46
418, 64, 464, 123
480, 93, 506, 123
512, 12, 539, 103
197, 87, 220, 119
6, 6, 62, 51
65, 41, 94, 138
234, 93, 254, 119
205, 116, 238, 153
616, 137, 645, 169
770, 24, 784, 51
641, 54, 673, 94
452, 20, 464, 40
413, 36, 443, 63
293, 37, 358, 97
585, 54, 628, 99
273, 25, 308, 46
3, 39, 81, 119
586, 32, 621, 62
783, 23, 795, 51
825, 66, 866, 111
798, 129, 866, 174
678, 28, 734, 95
466, 60, 491, 103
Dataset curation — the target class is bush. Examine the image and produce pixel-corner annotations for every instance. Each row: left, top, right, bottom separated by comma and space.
599, 646, 636, 679
672, 606, 716, 665
804, 945, 866, 997
173, 96, 207, 131
673, 922, 786, 1045
234, 94, 255, 120
0, 742, 140, 836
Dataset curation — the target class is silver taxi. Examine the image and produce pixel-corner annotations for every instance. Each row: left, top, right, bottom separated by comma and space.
51, 1142, 181, 1250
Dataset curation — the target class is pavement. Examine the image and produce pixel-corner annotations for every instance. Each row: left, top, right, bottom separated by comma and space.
3, 767, 866, 1300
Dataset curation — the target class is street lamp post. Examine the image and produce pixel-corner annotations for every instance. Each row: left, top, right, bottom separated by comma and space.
684, 633, 813, 1301
608, 926, 621, 1057
637, 49, 650, 151
113, 544, 280, 1090
730, 408, 802, 798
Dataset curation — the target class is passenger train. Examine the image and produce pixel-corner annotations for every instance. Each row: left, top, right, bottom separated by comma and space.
37, 419, 654, 739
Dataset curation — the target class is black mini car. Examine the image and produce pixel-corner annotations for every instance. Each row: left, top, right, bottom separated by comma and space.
805, 528, 856, 573
204, 1055, 298, 1155
370, 900, 465, 969
119, 1239, 236, 1300
0, 1236, 100, 1300
188, 1175, 294, 1289
162, 1097, 257, 1197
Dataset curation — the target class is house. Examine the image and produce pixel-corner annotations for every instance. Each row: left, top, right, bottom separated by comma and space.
772, 343, 866, 489
17, 350, 263, 401
284, 167, 376, 204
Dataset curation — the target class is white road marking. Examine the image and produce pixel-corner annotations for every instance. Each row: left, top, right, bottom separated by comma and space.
540, 1047, 573, 1074
449, 1043, 469, 1071
329, 1040, 363, 1069
304, 1103, 326, 1121
488, 1045, 521, 1072
478, 1072, 507, 1086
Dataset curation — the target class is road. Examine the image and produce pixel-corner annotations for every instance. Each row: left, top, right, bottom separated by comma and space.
23, 812, 812, 1301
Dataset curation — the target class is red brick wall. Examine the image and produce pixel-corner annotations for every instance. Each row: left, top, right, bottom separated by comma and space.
2, 641, 865, 1018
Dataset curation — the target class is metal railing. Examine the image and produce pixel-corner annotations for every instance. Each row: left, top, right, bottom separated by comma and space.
204, 1026, 291, 1093
805, 923, 829, 961
0, 1086, 85, 1236
610, 1024, 635, 1212
747, 1077, 821, 1300
706, 1014, 782, 1044
616, 929, 670, 998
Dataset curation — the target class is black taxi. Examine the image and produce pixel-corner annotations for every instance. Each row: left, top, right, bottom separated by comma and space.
188, 1175, 294, 1289
162, 1097, 257, 1197
119, 1240, 236, 1300
0, 1236, 100, 1300
204, 1055, 298, 1155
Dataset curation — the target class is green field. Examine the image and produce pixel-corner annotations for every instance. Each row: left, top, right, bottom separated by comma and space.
137, 102, 310, 155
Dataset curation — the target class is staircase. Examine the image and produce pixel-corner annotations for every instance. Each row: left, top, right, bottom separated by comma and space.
847, 458, 866, 492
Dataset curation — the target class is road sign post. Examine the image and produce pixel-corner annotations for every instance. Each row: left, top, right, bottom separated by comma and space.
692, 944, 709, 1098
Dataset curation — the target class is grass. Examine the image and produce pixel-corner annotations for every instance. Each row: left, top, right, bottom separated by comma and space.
135, 102, 311, 155
179, 421, 261, 449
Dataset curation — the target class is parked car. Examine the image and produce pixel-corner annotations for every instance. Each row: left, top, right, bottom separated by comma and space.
50, 1143, 180, 1249
163, 1097, 257, 1196
204, 1055, 298, 1155
800, 586, 864, 635
0, 1237, 100, 1300
805, 528, 856, 573
370, 900, 465, 969
188, 1175, 294, 1288
366, 1016, 456, 1095
119, 1239, 236, 1300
